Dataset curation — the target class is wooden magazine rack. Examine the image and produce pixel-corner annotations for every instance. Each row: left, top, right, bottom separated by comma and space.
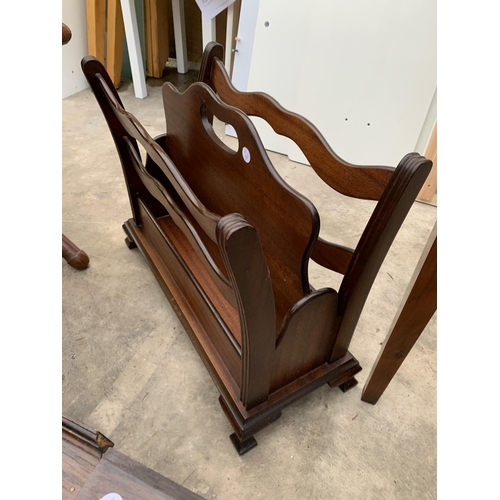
82, 43, 432, 454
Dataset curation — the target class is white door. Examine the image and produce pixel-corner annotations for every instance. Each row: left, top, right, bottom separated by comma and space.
230, 0, 437, 168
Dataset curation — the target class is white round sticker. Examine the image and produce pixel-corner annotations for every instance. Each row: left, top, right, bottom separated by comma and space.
242, 147, 251, 163
101, 494, 123, 500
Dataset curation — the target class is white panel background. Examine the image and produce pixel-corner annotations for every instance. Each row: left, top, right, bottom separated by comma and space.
62, 0, 90, 99
231, 0, 437, 167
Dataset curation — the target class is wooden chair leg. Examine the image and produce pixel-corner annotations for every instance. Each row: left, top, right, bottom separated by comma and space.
361, 224, 437, 405
63, 234, 90, 270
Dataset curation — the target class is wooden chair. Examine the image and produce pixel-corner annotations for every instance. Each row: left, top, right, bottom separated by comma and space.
81, 45, 431, 454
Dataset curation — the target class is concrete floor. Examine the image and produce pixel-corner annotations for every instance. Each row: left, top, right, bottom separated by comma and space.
62, 64, 437, 500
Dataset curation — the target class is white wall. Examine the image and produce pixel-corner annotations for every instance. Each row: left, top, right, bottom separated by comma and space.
62, 0, 89, 99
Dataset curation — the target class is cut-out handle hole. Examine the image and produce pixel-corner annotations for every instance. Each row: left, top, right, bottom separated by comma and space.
200, 104, 239, 154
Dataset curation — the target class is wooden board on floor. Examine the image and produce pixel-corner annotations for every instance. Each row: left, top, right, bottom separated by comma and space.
62, 416, 205, 500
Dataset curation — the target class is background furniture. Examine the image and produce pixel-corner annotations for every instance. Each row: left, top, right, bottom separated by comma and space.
62, 234, 90, 271
81, 43, 431, 454
63, 24, 90, 271
86, 0, 147, 96
85, 0, 239, 98
361, 223, 437, 404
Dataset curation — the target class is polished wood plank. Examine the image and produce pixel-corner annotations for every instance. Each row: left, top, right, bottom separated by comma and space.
145, 0, 170, 78
106, 0, 126, 87
86, 0, 106, 64
418, 122, 437, 204
75, 449, 204, 500
62, 438, 100, 500
63, 417, 204, 500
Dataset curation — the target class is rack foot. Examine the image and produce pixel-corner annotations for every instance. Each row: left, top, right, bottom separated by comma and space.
123, 223, 138, 249
338, 376, 359, 393
229, 433, 258, 455
124, 236, 137, 249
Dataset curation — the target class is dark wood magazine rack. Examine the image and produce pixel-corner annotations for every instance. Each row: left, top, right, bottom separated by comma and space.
81, 44, 432, 454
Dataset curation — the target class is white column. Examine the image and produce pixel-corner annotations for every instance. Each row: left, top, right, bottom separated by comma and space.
120, 0, 147, 98
202, 13, 216, 49
171, 0, 189, 74
224, 3, 235, 72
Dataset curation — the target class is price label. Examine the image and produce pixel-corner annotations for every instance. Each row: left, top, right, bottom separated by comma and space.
242, 147, 251, 163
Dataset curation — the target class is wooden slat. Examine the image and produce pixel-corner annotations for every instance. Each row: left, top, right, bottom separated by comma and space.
145, 0, 154, 77
86, 0, 106, 63
106, 0, 126, 87
145, 0, 170, 78
417, 121, 437, 204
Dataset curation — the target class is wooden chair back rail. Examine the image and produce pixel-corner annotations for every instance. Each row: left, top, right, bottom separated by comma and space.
161, 80, 322, 331
200, 44, 394, 201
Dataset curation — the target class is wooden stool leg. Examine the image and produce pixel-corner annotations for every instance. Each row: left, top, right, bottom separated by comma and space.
63, 234, 90, 270
361, 224, 437, 405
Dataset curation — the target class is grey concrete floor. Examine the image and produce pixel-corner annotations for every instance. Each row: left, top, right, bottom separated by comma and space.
62, 66, 437, 499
